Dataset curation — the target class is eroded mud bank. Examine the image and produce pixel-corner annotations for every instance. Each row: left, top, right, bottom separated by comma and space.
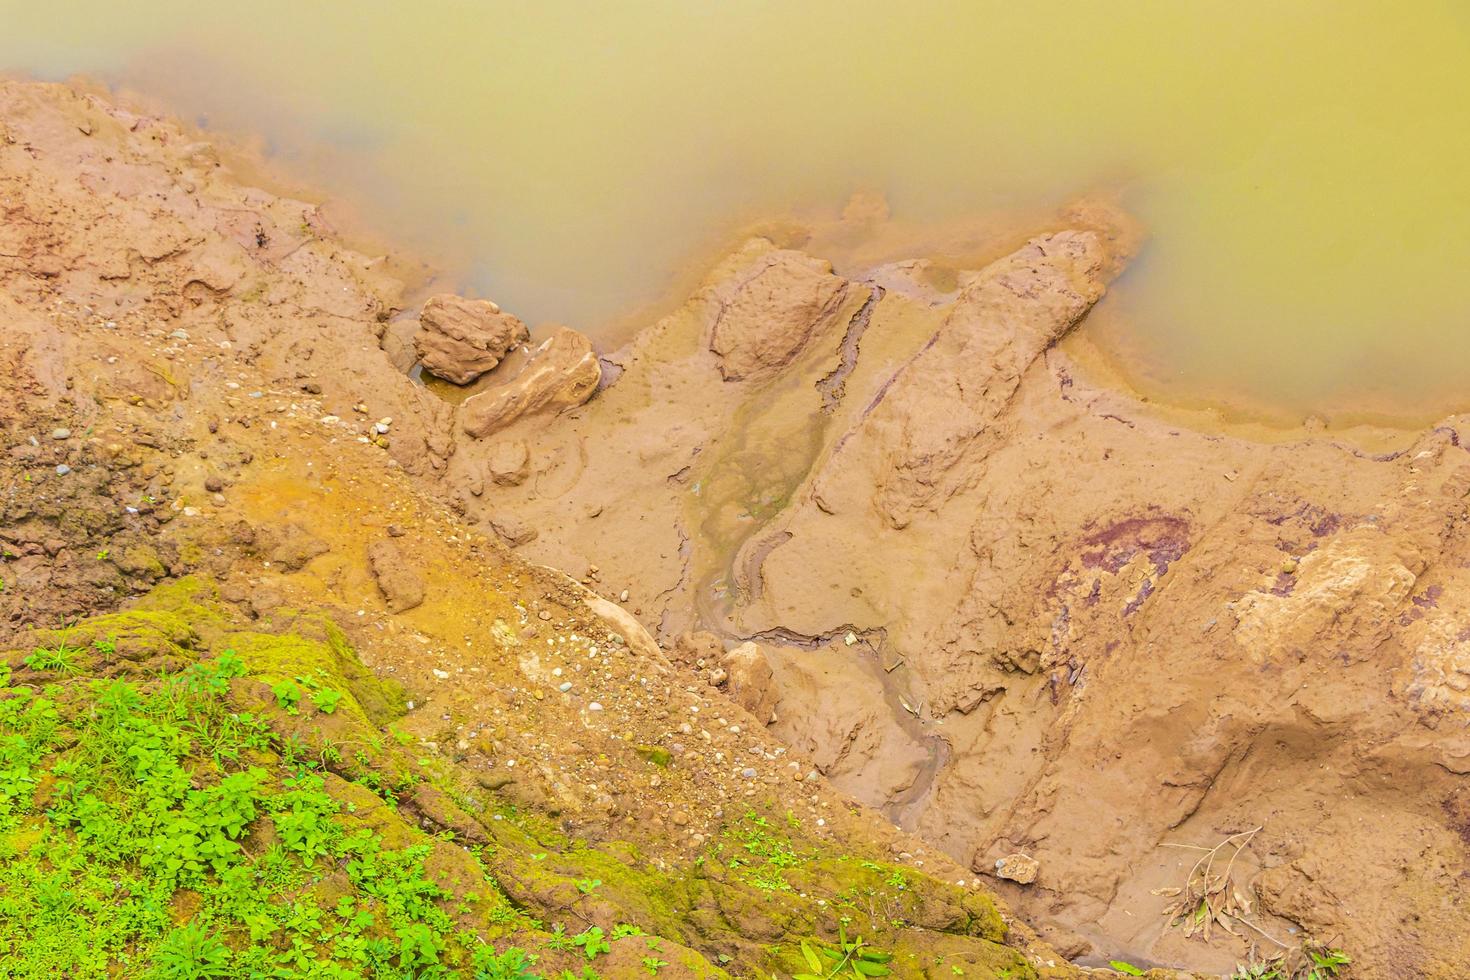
434, 197, 1470, 976
0, 80, 1098, 979
4, 78, 1466, 979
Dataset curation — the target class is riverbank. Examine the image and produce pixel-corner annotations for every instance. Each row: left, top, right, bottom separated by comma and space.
2, 78, 1454, 978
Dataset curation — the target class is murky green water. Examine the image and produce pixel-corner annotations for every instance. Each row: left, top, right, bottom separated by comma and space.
5, 1, 1469, 422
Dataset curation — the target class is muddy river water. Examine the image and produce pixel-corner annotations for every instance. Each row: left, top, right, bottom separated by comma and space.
4, 1, 1470, 423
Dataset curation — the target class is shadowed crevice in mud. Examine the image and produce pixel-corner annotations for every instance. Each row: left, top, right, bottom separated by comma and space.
815, 284, 884, 412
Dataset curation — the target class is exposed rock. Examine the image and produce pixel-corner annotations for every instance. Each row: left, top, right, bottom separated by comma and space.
367, 539, 426, 613
487, 440, 530, 486
1233, 529, 1416, 664
117, 544, 166, 581
414, 294, 529, 384
459, 327, 600, 438
263, 524, 330, 571
994, 853, 1039, 885
487, 513, 538, 547
381, 317, 421, 374
586, 594, 666, 670
723, 641, 778, 724
707, 246, 849, 382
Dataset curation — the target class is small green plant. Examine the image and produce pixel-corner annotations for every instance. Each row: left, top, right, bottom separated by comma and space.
574, 877, 602, 895
310, 686, 343, 714
1109, 962, 1145, 977
794, 927, 892, 979
270, 678, 301, 714
24, 643, 80, 674
1305, 947, 1351, 977
571, 926, 610, 961
1228, 944, 1351, 980
641, 956, 668, 975
474, 945, 540, 979
96, 548, 110, 561
151, 921, 232, 978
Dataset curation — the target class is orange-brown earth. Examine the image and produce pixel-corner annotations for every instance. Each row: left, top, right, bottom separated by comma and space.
4, 78, 1467, 978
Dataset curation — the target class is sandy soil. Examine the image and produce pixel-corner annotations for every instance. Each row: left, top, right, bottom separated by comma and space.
5, 77, 1468, 978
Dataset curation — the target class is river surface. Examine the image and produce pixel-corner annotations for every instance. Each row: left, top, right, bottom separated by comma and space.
5, 1, 1470, 423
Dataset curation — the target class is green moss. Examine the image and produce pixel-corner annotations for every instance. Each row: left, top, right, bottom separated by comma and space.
634, 744, 672, 767
0, 581, 1046, 979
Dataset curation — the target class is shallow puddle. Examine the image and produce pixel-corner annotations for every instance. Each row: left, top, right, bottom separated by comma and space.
5, 1, 1470, 421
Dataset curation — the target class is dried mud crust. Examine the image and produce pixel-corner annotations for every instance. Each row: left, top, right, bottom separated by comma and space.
0, 80, 1095, 978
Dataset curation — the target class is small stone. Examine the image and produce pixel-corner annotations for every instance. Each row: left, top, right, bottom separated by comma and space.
538, 610, 552, 621
708, 667, 728, 687
169, 329, 189, 340
55, 464, 71, 476
50, 428, 71, 440
619, 589, 630, 602
588, 702, 604, 711
431, 669, 450, 680
204, 475, 224, 493
672, 811, 690, 826
374, 422, 390, 435
740, 767, 757, 779
559, 682, 573, 693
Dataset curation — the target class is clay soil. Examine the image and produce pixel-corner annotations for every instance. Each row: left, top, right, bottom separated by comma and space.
4, 79, 1468, 979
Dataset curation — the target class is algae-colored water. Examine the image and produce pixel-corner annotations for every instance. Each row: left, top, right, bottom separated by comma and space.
5, 1, 1469, 422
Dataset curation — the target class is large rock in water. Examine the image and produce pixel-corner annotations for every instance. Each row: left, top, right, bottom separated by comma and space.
459, 327, 600, 438
414, 294, 529, 384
